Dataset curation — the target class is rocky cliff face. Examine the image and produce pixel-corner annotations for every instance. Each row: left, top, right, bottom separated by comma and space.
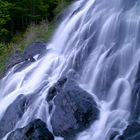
5, 41, 47, 73
0, 42, 100, 140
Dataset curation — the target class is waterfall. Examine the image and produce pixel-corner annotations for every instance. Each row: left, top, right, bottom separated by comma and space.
0, 0, 140, 140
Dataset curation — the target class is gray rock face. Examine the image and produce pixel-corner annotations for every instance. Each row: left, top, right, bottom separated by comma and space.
6, 41, 47, 73
23, 41, 47, 61
47, 77, 99, 138
131, 63, 140, 120
0, 95, 27, 139
131, 84, 140, 120
7, 119, 54, 140
6, 50, 24, 70
118, 122, 140, 140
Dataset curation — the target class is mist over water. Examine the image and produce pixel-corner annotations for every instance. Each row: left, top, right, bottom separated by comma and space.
0, 0, 140, 140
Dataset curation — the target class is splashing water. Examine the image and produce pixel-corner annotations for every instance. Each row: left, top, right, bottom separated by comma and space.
0, 0, 140, 140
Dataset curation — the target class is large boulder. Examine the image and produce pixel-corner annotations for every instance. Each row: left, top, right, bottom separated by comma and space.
7, 119, 54, 140
0, 95, 27, 139
47, 77, 99, 138
118, 122, 140, 140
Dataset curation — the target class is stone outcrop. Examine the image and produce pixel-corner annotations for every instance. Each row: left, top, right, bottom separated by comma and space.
7, 119, 54, 140
47, 76, 99, 138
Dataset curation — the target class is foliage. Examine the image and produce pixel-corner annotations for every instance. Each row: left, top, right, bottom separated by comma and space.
0, 0, 13, 41
0, 0, 72, 74
0, 0, 72, 41
0, 20, 54, 74
13, 20, 54, 51
0, 43, 12, 73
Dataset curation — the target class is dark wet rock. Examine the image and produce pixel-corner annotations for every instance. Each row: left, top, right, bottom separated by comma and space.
13, 61, 34, 73
7, 119, 54, 140
131, 63, 140, 120
23, 41, 47, 61
48, 77, 99, 138
48, 102, 53, 114
131, 84, 140, 120
46, 77, 68, 102
108, 130, 119, 140
6, 50, 24, 70
55, 77, 68, 89
0, 94, 27, 139
67, 69, 79, 80
46, 86, 57, 102
5, 41, 47, 73
118, 122, 140, 140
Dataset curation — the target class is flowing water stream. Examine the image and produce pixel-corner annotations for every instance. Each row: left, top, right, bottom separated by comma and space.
0, 0, 140, 140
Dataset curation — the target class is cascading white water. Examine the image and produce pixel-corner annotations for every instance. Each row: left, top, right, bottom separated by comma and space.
0, 0, 140, 140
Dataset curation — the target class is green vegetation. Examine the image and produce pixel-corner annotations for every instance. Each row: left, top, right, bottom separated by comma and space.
0, 43, 12, 73
0, 0, 72, 42
0, 0, 12, 41
0, 0, 72, 74
12, 21, 54, 50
